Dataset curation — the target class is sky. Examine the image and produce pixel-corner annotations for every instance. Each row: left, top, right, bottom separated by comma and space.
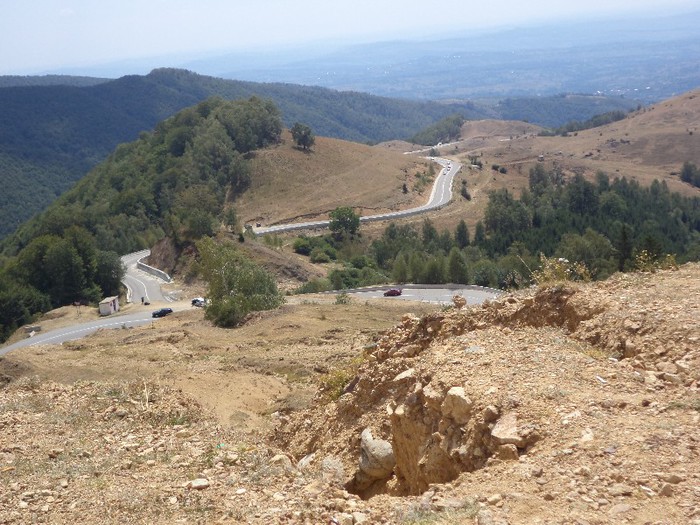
1, 0, 698, 76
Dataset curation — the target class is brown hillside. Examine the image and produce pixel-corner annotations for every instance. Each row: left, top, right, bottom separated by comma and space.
1, 264, 698, 523
233, 130, 434, 229
435, 89, 700, 200
231, 91, 700, 241
381, 89, 700, 236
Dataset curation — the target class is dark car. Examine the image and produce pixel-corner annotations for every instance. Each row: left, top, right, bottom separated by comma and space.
152, 307, 173, 318
383, 288, 402, 297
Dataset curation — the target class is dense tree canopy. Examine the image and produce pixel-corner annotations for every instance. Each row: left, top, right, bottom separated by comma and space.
409, 114, 465, 146
0, 96, 284, 342
293, 166, 700, 293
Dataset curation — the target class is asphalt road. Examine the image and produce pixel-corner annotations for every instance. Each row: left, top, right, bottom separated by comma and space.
0, 311, 157, 356
121, 249, 168, 304
252, 157, 459, 235
348, 285, 501, 305
0, 251, 173, 355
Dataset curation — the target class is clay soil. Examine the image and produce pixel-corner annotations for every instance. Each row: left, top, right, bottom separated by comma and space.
1, 265, 698, 524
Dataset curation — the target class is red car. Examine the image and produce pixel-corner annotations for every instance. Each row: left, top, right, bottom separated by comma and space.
383, 288, 402, 297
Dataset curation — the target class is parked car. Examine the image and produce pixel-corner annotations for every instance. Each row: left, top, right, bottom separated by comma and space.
152, 307, 173, 318
383, 288, 402, 297
191, 297, 206, 307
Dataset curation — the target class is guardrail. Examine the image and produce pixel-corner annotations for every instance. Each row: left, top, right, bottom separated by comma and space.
136, 255, 172, 283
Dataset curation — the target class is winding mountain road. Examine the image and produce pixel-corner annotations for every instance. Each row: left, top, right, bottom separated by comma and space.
252, 157, 459, 235
0, 251, 171, 355
121, 249, 168, 304
0, 158, 500, 356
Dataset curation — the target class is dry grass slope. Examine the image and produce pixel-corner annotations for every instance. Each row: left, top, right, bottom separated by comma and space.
1, 264, 699, 523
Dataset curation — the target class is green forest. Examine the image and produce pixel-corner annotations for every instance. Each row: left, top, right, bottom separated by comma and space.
0, 96, 283, 342
0, 68, 640, 239
291, 164, 700, 292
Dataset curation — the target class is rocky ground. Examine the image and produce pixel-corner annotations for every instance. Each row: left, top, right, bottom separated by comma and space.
1, 264, 699, 524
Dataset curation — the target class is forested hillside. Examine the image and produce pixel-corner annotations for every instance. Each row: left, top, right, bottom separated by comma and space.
291, 164, 700, 292
0, 68, 489, 239
0, 96, 281, 342
0, 68, 638, 239
0, 75, 109, 88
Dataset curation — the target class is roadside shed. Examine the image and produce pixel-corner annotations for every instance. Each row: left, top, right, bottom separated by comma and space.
99, 296, 120, 316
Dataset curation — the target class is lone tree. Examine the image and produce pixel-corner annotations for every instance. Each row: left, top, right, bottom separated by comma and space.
196, 237, 284, 327
329, 206, 360, 240
291, 122, 315, 150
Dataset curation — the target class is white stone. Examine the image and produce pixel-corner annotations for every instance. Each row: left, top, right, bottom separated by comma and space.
491, 413, 526, 447
358, 428, 395, 480
189, 478, 210, 490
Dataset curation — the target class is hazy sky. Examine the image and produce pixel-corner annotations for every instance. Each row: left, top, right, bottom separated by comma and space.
2, 0, 698, 75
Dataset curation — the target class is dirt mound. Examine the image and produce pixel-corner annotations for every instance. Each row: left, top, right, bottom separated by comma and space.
3, 265, 699, 523
273, 264, 700, 523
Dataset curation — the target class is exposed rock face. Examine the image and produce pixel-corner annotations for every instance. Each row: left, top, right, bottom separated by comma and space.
271, 265, 699, 522
386, 379, 511, 494
490, 412, 539, 449
441, 387, 473, 425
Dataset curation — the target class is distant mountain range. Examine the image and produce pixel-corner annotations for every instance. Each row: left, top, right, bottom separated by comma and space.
0, 68, 639, 239
181, 10, 700, 103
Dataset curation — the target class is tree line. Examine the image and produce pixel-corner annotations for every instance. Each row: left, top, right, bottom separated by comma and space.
292, 165, 700, 292
0, 96, 285, 342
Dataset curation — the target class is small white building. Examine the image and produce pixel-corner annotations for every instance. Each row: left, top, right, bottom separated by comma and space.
99, 296, 120, 316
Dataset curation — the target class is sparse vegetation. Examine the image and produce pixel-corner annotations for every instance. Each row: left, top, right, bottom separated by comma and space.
530, 254, 591, 285
398, 506, 479, 524
334, 292, 351, 305
318, 355, 364, 402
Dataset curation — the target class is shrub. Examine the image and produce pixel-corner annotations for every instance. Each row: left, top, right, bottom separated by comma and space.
309, 247, 331, 263
634, 250, 679, 273
335, 292, 351, 305
531, 254, 591, 285
293, 278, 332, 294
318, 356, 365, 402
196, 237, 284, 328
293, 237, 312, 255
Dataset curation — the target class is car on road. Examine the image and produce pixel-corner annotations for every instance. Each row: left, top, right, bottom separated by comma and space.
152, 308, 173, 318
383, 288, 402, 297
191, 297, 206, 307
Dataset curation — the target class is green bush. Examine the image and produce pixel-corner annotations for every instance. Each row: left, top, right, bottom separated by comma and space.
293, 278, 332, 294
197, 237, 284, 328
309, 247, 331, 263
293, 237, 312, 255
